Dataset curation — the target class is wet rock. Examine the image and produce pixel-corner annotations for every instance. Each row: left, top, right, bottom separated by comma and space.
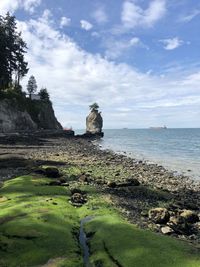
45, 167, 60, 178
161, 226, 174, 235
34, 168, 45, 175
71, 193, 87, 206
59, 177, 67, 183
180, 210, 199, 223
148, 208, 170, 224
168, 216, 192, 235
107, 181, 117, 188
126, 178, 140, 186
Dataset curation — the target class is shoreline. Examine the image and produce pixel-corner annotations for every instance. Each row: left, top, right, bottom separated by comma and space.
0, 135, 200, 245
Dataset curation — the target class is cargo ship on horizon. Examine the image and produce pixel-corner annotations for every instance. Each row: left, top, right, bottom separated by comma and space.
149, 125, 167, 129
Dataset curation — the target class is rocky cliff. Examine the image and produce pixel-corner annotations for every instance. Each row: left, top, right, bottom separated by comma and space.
86, 110, 103, 134
0, 98, 62, 133
27, 100, 62, 130
0, 99, 37, 133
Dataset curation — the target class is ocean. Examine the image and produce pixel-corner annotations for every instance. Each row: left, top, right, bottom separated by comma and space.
97, 129, 200, 181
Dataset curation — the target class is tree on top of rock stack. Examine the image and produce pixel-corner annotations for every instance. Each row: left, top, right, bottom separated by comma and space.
89, 102, 99, 111
86, 102, 103, 135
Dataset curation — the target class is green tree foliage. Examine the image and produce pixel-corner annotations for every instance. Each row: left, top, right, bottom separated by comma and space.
27, 75, 37, 97
39, 88, 50, 101
0, 12, 28, 90
89, 102, 99, 111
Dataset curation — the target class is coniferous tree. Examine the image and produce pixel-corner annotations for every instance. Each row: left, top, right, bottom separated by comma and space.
0, 13, 28, 90
27, 75, 37, 97
39, 88, 50, 101
89, 102, 99, 111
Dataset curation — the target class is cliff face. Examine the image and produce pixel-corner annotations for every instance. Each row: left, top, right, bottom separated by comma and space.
0, 98, 62, 133
31, 101, 62, 130
0, 99, 37, 133
86, 110, 103, 134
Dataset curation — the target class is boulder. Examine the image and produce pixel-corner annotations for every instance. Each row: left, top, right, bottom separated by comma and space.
148, 208, 170, 224
86, 110, 103, 134
161, 226, 174, 235
180, 210, 199, 223
71, 193, 87, 206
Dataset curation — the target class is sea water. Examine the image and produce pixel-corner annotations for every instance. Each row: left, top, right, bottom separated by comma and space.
98, 129, 200, 181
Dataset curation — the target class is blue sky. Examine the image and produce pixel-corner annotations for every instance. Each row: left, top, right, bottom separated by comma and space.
1, 0, 200, 128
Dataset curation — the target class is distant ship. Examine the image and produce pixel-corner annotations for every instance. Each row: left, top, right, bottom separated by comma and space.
149, 125, 167, 130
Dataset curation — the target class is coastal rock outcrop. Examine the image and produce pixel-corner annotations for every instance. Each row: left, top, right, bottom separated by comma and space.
0, 98, 62, 133
86, 110, 103, 134
30, 100, 62, 130
0, 99, 37, 132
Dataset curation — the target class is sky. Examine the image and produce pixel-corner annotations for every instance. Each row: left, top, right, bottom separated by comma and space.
0, 0, 200, 129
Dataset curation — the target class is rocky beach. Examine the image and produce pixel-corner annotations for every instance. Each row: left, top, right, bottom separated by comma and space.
1, 134, 200, 235
0, 133, 200, 266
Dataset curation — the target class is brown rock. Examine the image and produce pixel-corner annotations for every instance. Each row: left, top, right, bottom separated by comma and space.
148, 208, 170, 224
180, 210, 199, 223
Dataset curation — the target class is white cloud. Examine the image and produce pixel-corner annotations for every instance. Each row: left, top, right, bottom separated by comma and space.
60, 16, 71, 28
80, 20, 93, 31
92, 6, 108, 24
105, 37, 145, 59
0, 0, 41, 15
121, 0, 166, 29
160, 37, 183, 50
23, 0, 41, 13
17, 15, 200, 128
179, 9, 200, 23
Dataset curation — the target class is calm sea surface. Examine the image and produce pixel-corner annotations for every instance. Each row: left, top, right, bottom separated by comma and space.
96, 129, 200, 181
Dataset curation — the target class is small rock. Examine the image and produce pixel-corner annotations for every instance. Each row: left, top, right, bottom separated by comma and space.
180, 210, 199, 223
161, 226, 174, 235
0, 196, 8, 202
45, 167, 60, 178
79, 175, 88, 183
148, 208, 170, 224
126, 178, 140, 186
71, 193, 87, 206
107, 181, 117, 188
59, 177, 67, 183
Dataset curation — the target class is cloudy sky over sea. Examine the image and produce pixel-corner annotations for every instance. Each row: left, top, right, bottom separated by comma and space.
0, 0, 200, 128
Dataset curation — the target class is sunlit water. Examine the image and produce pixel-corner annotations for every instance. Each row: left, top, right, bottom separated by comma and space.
94, 129, 200, 181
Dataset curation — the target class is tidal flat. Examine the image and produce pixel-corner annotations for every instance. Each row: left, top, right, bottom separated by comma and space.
0, 136, 199, 267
